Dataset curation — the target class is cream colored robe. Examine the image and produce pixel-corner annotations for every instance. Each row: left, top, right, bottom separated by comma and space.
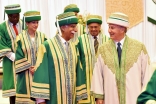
91, 36, 152, 104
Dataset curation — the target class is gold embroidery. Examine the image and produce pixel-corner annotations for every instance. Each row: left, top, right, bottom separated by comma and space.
99, 41, 116, 74
50, 38, 62, 104
31, 87, 49, 93
90, 91, 104, 100
24, 12, 40, 16
123, 38, 150, 73
0, 49, 11, 53
3, 89, 15, 93
6, 21, 15, 52
32, 82, 49, 88
15, 57, 29, 65
34, 44, 46, 70
76, 89, 87, 96
16, 94, 29, 97
76, 85, 86, 91
16, 98, 35, 104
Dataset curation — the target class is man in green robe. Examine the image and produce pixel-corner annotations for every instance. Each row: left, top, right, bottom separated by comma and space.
0, 4, 22, 104
64, 4, 85, 42
77, 14, 109, 104
31, 12, 87, 104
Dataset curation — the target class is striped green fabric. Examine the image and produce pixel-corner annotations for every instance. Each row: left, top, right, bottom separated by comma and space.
15, 30, 47, 104
0, 20, 23, 97
31, 35, 87, 104
77, 33, 109, 104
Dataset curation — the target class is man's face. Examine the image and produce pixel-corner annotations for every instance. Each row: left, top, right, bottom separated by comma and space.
88, 23, 101, 37
26, 21, 39, 32
108, 24, 125, 41
8, 13, 20, 25
61, 24, 77, 41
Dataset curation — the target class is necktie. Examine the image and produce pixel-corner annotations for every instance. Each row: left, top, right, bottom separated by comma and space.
13, 25, 18, 36
65, 42, 69, 53
94, 36, 99, 54
117, 42, 122, 65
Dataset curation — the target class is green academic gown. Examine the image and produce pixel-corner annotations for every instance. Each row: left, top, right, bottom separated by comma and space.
77, 33, 109, 104
15, 30, 47, 103
0, 20, 22, 97
31, 35, 87, 104
137, 70, 156, 104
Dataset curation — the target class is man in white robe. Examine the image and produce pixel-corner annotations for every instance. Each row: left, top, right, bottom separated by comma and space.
90, 12, 152, 104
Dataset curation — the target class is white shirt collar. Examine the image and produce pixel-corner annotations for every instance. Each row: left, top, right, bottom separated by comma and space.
58, 35, 68, 45
115, 36, 125, 49
91, 34, 99, 40
9, 21, 19, 26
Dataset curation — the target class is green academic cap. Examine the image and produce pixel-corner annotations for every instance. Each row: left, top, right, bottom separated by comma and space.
56, 12, 78, 27
64, 4, 80, 13
87, 14, 102, 25
5, 4, 21, 14
23, 11, 41, 29
56, 12, 78, 36
24, 11, 41, 22
4, 4, 21, 20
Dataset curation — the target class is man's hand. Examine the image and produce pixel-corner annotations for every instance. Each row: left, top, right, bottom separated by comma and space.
96, 99, 104, 104
29, 66, 35, 75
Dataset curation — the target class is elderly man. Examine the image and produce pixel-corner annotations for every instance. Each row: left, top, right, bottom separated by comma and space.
64, 4, 85, 42
90, 12, 151, 104
0, 4, 22, 104
77, 14, 109, 104
31, 12, 87, 104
